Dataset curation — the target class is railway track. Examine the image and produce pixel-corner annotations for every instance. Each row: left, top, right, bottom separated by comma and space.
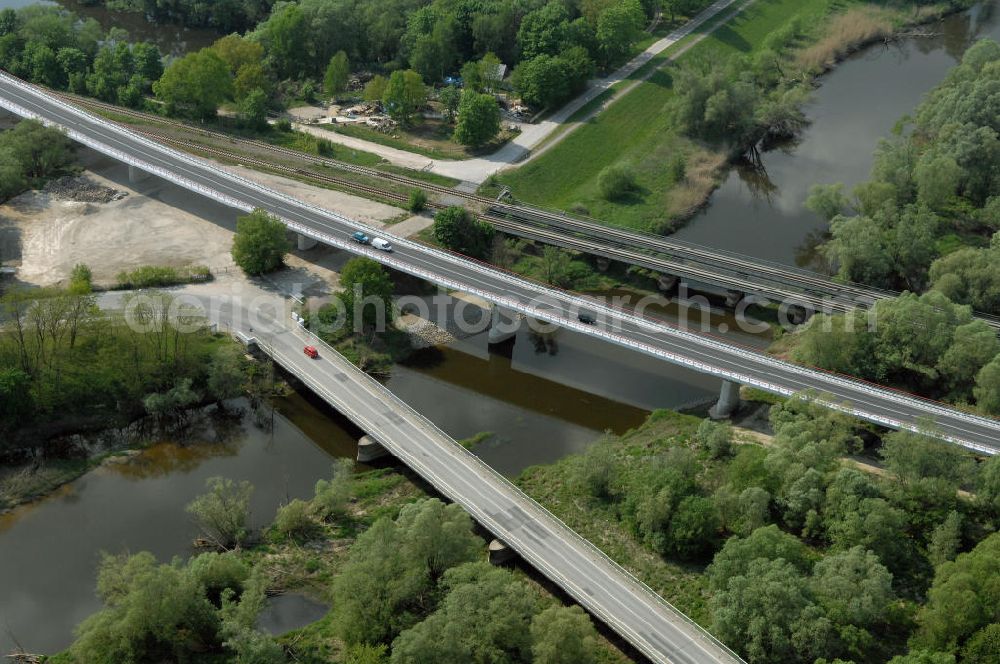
61, 93, 1000, 328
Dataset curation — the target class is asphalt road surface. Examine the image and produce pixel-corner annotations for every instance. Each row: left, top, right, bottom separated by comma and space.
4, 73, 998, 459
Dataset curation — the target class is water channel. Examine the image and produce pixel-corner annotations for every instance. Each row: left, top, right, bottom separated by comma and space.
2, 0, 1000, 656
673, 0, 1000, 268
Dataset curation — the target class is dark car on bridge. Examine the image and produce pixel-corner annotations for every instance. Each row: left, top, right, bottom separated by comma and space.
352, 231, 370, 245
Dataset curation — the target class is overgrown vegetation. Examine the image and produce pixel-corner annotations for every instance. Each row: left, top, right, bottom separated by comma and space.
499, 0, 969, 232
518, 400, 1000, 663
114, 264, 211, 290
0, 287, 245, 457
0, 119, 75, 201
231, 208, 292, 276
809, 38, 1000, 299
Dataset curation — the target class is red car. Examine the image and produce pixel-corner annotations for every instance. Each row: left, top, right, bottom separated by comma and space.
303, 345, 319, 359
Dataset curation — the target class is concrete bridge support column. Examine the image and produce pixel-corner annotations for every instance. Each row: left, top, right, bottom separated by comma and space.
708, 380, 741, 420
595, 256, 611, 272
297, 233, 318, 250
724, 290, 744, 308
657, 274, 679, 293
487, 304, 520, 345
128, 165, 150, 183
488, 539, 516, 565
356, 435, 390, 462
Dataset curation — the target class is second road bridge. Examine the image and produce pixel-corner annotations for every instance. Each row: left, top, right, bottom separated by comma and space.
2, 71, 999, 459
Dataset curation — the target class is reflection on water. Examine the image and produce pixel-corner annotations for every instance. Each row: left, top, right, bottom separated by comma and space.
673, 1, 1000, 267
0, 399, 346, 656
0, 0, 218, 56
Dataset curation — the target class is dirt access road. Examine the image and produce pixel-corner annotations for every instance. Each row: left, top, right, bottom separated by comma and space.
295, 0, 751, 185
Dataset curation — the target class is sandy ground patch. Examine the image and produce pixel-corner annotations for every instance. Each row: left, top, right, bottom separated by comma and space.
2, 147, 411, 289
221, 162, 402, 227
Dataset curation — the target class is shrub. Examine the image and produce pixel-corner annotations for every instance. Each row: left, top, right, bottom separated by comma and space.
274, 499, 314, 538
408, 189, 427, 213
598, 164, 638, 201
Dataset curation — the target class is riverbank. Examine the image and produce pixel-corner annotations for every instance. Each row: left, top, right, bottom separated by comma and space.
497, 0, 969, 234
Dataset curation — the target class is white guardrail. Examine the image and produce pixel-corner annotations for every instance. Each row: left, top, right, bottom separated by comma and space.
1, 71, 997, 456
265, 318, 746, 664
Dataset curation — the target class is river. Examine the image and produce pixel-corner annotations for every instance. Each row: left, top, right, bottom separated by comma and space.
673, 0, 1000, 268
0, 0, 218, 56
3, 0, 999, 657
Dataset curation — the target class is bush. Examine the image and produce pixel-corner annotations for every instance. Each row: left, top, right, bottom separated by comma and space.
408, 189, 427, 213
697, 419, 733, 459
115, 264, 211, 289
274, 499, 315, 539
433, 206, 495, 259
231, 209, 291, 276
275, 118, 292, 132
598, 164, 638, 201
186, 477, 254, 549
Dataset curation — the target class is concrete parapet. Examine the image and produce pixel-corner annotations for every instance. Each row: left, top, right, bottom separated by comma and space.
708, 379, 741, 420
488, 538, 516, 565
356, 435, 390, 462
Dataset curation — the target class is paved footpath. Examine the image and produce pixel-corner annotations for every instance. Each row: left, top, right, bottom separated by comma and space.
295, 0, 753, 185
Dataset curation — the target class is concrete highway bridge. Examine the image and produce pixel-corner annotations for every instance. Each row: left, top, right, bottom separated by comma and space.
2, 71, 998, 454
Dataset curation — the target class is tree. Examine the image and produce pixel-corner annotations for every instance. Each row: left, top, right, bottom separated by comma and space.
407, 189, 427, 213
274, 499, 315, 538
915, 533, 1000, 651
70, 552, 222, 663
666, 495, 721, 559
211, 34, 264, 76
186, 477, 254, 549
596, 0, 644, 64
598, 163, 638, 200
433, 206, 495, 259
710, 558, 835, 664
975, 356, 1000, 414
154, 47, 232, 119
389, 562, 536, 663
313, 458, 355, 519
439, 84, 461, 122
238, 87, 269, 130
332, 499, 479, 645
530, 605, 598, 664
382, 69, 426, 125
880, 428, 975, 488
978, 454, 1000, 518
68, 263, 93, 294
887, 653, 956, 664
937, 320, 1000, 397
961, 624, 1000, 664
324, 50, 350, 98
0, 367, 33, 439
453, 90, 500, 148
928, 511, 963, 567
339, 257, 395, 330
132, 42, 163, 82
517, 2, 571, 60
208, 345, 247, 402
233, 63, 267, 102
572, 441, 618, 500
811, 546, 894, 629
697, 418, 733, 458
231, 209, 291, 276
364, 75, 387, 102
806, 183, 851, 221
706, 524, 812, 592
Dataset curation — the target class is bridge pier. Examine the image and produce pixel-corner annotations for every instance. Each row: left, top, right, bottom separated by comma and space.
657, 274, 679, 292
724, 290, 744, 308
297, 233, 318, 250
488, 539, 516, 565
708, 380, 741, 420
487, 304, 520, 345
128, 165, 150, 183
356, 435, 390, 462
595, 256, 611, 272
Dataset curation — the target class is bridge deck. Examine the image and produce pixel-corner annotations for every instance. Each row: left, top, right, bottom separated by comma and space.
253, 311, 743, 664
